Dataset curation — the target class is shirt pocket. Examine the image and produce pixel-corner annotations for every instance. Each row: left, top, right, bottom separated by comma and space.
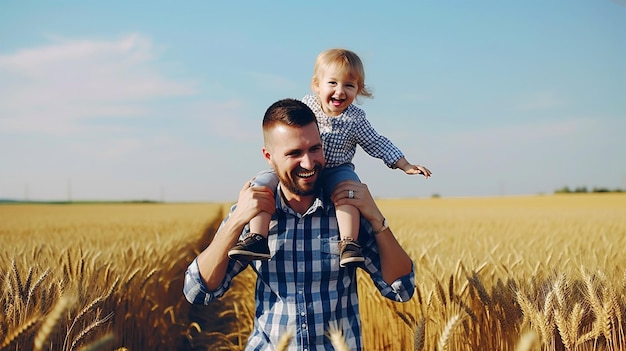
315, 237, 341, 281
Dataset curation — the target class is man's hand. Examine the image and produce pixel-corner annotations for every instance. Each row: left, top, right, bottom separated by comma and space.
332, 181, 384, 226
332, 180, 413, 284
232, 182, 276, 226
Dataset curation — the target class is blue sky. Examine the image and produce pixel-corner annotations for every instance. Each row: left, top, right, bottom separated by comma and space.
1, 1, 624, 202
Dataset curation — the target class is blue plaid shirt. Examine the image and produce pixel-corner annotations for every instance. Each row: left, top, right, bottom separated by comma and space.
302, 95, 405, 169
184, 187, 415, 350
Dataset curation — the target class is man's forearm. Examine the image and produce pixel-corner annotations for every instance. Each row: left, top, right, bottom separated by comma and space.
196, 215, 247, 290
374, 229, 413, 284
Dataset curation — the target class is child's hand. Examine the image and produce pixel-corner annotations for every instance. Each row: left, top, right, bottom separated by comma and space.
404, 164, 432, 178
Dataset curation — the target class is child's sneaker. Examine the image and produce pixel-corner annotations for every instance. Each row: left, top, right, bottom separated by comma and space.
228, 234, 271, 261
338, 238, 364, 267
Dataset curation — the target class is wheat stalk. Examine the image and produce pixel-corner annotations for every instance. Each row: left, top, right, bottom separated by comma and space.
604, 282, 625, 346
34, 293, 76, 351
414, 315, 426, 351
327, 323, 350, 351
26, 269, 51, 313
467, 271, 491, 306
139, 268, 157, 290
569, 303, 584, 349
434, 274, 447, 308
76, 333, 115, 351
12, 260, 26, 305
437, 314, 463, 351
23, 266, 34, 303
555, 308, 572, 350
65, 293, 109, 348
1, 315, 40, 349
581, 266, 612, 342
514, 330, 538, 351
69, 311, 115, 351
276, 328, 293, 351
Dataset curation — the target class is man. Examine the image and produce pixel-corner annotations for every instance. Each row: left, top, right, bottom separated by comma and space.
183, 98, 415, 350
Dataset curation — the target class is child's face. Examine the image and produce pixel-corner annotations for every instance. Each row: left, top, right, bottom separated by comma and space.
312, 66, 358, 117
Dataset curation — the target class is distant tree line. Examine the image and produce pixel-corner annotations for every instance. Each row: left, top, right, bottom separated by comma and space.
554, 186, 624, 194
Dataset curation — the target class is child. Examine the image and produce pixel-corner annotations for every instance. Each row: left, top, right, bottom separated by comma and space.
228, 48, 431, 267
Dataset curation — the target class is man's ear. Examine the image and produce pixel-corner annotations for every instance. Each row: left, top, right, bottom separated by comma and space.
262, 147, 271, 163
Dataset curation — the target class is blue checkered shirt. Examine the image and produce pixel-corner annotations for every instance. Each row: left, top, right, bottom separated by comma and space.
302, 95, 405, 169
183, 187, 416, 350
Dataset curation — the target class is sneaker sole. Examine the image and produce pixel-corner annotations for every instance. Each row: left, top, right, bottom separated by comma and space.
228, 250, 271, 261
340, 257, 365, 267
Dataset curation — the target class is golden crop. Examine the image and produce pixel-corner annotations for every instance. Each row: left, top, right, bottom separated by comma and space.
1, 194, 625, 350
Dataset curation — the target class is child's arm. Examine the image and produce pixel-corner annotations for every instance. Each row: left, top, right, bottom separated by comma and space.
393, 157, 432, 178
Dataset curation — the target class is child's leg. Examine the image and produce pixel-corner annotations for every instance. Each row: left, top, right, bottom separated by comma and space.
325, 164, 364, 267
336, 193, 364, 267
326, 164, 362, 241
248, 211, 271, 239
228, 170, 278, 261
336, 203, 360, 241
247, 169, 279, 238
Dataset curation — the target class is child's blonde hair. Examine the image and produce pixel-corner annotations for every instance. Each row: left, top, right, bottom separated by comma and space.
311, 48, 373, 99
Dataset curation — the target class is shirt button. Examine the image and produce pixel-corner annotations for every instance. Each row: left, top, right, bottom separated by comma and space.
300, 311, 305, 316
302, 324, 307, 329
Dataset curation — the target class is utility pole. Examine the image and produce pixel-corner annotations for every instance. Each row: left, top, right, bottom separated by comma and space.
67, 178, 72, 203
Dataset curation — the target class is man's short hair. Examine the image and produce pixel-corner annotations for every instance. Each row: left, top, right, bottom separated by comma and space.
263, 98, 318, 130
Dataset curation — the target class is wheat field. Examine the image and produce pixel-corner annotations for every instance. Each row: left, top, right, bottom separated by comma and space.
1, 193, 625, 350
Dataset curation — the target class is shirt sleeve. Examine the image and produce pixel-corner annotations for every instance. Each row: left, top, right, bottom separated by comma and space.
358, 219, 416, 302
183, 257, 248, 304
352, 110, 405, 168
182, 207, 249, 305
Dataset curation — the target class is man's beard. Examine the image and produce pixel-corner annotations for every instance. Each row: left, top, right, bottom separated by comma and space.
275, 165, 322, 196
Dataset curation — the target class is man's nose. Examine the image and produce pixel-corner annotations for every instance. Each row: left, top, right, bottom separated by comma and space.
300, 153, 314, 170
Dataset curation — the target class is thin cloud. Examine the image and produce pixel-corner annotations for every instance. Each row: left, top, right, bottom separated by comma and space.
181, 99, 260, 142
0, 33, 197, 136
447, 118, 592, 147
246, 71, 298, 91
519, 90, 568, 111
397, 92, 432, 103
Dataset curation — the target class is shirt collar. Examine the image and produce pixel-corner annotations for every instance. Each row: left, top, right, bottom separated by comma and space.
275, 184, 333, 217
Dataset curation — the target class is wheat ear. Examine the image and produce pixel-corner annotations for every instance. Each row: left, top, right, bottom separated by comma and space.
1, 316, 40, 349
276, 328, 293, 351
69, 311, 115, 351
327, 323, 350, 351
414, 315, 426, 351
76, 333, 115, 351
514, 330, 538, 351
437, 314, 463, 351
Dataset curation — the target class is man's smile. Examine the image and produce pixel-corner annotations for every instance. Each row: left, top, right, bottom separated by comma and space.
296, 169, 317, 178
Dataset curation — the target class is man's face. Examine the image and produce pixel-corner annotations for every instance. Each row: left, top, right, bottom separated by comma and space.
263, 122, 325, 196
